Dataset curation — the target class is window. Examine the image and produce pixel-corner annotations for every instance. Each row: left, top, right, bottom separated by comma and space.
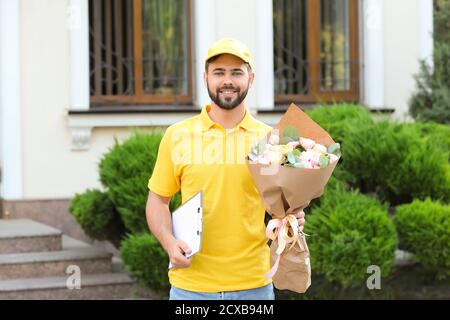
273, 0, 359, 104
89, 0, 193, 106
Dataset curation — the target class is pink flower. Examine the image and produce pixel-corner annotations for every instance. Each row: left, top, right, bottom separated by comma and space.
299, 150, 314, 164
311, 151, 321, 167
304, 162, 314, 169
299, 137, 316, 150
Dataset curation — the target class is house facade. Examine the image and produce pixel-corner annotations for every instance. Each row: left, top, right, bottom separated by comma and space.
0, 0, 433, 236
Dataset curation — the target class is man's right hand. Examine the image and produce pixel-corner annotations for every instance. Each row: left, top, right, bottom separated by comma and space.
168, 239, 193, 269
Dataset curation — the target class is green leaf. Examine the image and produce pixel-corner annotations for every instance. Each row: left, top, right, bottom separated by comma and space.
294, 162, 306, 168
248, 152, 259, 161
279, 137, 293, 144
283, 126, 299, 142
327, 143, 342, 157
327, 143, 341, 155
253, 141, 266, 155
287, 152, 296, 164
292, 149, 301, 157
319, 155, 330, 168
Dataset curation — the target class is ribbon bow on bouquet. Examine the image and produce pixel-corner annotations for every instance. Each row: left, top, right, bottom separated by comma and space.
265, 213, 308, 279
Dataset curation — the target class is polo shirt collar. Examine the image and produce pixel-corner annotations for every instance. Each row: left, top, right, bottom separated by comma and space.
200, 104, 256, 132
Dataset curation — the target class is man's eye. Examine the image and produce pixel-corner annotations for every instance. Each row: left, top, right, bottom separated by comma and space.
233, 72, 244, 76
214, 72, 224, 76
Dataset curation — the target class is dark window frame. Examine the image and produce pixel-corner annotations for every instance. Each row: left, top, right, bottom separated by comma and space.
89, 0, 194, 106
274, 0, 360, 104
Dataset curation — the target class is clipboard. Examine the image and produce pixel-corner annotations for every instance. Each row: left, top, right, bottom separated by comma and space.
168, 190, 203, 269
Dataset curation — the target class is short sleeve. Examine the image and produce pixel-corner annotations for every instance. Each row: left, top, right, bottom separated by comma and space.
148, 127, 181, 197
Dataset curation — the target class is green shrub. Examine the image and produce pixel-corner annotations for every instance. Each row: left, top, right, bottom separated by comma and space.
327, 166, 356, 190
342, 120, 450, 205
305, 104, 367, 195
69, 189, 126, 248
394, 199, 450, 279
402, 121, 450, 159
120, 233, 170, 296
306, 104, 374, 144
99, 131, 181, 233
304, 189, 397, 288
409, 0, 450, 124
409, 59, 450, 124
308, 172, 352, 211
70, 131, 184, 295
435, 0, 450, 44
398, 140, 450, 202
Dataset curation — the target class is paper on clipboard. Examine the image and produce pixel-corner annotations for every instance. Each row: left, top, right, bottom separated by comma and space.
168, 190, 203, 269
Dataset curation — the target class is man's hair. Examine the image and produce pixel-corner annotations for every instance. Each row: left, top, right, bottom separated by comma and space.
205, 55, 252, 73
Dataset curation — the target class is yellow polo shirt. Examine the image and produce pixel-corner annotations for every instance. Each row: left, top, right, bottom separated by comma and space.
148, 104, 272, 292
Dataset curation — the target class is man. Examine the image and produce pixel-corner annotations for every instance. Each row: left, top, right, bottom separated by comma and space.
146, 38, 306, 300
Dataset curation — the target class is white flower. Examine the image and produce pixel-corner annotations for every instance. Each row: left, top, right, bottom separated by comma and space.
257, 157, 270, 165
312, 143, 327, 154
287, 141, 300, 149
264, 150, 284, 164
268, 134, 279, 145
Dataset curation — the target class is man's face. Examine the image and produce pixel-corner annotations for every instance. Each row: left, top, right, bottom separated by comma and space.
204, 54, 254, 110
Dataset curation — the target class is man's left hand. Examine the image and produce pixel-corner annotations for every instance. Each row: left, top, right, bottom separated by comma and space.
292, 210, 306, 233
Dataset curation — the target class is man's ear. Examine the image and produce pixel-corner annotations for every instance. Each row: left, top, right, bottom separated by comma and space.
249, 72, 255, 87
203, 71, 207, 88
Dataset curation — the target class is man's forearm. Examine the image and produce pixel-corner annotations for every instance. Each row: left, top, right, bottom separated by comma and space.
147, 203, 176, 252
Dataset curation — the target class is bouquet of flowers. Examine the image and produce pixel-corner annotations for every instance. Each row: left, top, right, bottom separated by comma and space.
246, 103, 340, 293
249, 133, 340, 168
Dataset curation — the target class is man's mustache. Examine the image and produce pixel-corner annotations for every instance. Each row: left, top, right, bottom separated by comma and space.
218, 86, 240, 92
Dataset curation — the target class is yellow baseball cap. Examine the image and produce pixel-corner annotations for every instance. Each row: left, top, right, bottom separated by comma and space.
205, 38, 253, 69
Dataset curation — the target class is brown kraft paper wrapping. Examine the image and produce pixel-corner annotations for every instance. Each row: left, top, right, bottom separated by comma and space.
247, 103, 339, 293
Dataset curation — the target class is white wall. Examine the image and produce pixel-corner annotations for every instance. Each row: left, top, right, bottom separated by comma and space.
20, 0, 137, 198
194, 0, 216, 108
362, 0, 384, 109
382, 0, 433, 120
21, 0, 72, 198
0, 0, 23, 200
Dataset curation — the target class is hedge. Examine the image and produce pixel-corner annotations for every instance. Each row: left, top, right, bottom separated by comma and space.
395, 199, 450, 279
304, 189, 397, 288
99, 132, 181, 233
69, 188, 126, 248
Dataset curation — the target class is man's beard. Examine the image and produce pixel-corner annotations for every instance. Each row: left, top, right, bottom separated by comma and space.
207, 83, 250, 110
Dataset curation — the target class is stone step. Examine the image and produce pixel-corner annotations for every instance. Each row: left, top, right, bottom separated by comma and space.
0, 273, 137, 299
0, 247, 113, 280
394, 249, 416, 267
0, 219, 62, 254
61, 234, 91, 249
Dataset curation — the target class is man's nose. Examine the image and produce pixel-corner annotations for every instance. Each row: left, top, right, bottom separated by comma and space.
221, 74, 233, 86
